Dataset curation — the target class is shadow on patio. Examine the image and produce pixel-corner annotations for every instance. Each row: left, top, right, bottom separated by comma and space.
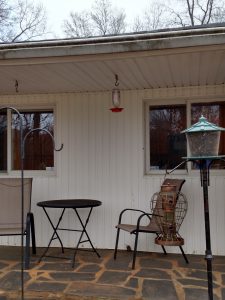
0, 246, 224, 299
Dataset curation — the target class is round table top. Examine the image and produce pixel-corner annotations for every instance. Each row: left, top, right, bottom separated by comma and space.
37, 199, 102, 208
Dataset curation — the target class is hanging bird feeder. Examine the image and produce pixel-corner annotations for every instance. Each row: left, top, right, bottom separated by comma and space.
110, 74, 124, 112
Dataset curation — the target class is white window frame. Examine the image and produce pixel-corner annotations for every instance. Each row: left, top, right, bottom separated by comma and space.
0, 105, 57, 177
145, 98, 225, 175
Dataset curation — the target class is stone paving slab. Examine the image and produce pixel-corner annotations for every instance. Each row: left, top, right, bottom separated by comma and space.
0, 247, 224, 299
142, 279, 178, 300
0, 271, 31, 290
67, 282, 136, 299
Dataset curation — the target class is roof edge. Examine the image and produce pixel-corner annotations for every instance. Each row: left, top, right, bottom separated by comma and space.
1, 25, 225, 49
0, 25, 225, 60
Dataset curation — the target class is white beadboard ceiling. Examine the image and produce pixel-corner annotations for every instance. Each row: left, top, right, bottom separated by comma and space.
0, 27, 225, 95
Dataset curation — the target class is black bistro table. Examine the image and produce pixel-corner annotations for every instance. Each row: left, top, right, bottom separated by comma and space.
37, 199, 102, 267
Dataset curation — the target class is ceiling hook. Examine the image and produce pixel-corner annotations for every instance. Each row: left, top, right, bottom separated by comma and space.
115, 74, 119, 87
15, 80, 19, 93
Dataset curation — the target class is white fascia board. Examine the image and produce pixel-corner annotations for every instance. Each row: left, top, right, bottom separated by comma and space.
0, 27, 225, 61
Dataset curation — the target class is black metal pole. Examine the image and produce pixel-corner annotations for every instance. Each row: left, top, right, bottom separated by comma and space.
201, 159, 213, 300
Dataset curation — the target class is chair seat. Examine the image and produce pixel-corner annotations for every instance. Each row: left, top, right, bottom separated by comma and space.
116, 222, 160, 233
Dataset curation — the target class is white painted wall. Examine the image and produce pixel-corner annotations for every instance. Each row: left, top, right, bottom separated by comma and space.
0, 84, 225, 256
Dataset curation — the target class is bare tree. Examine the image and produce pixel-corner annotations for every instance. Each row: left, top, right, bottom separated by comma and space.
0, 0, 47, 42
166, 0, 225, 27
63, 12, 92, 38
132, 16, 145, 32
107, 8, 126, 35
90, 0, 126, 35
131, 1, 170, 32
132, 0, 225, 32
63, 0, 126, 38
91, 0, 112, 35
0, 0, 10, 24
143, 2, 168, 30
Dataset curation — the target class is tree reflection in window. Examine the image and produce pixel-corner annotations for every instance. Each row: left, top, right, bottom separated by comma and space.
149, 105, 187, 170
12, 111, 54, 170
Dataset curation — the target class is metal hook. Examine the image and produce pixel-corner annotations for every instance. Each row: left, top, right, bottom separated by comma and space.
15, 80, 19, 93
22, 128, 63, 159
115, 74, 119, 87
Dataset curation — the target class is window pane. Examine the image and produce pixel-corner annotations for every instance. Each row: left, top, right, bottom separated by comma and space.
0, 110, 7, 171
12, 111, 54, 170
191, 102, 225, 169
149, 105, 187, 170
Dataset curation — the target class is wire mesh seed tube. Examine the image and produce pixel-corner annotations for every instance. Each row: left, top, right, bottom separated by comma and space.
151, 187, 188, 246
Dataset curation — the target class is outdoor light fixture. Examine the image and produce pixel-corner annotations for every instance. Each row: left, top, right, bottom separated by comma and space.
180, 115, 225, 300
110, 74, 124, 112
151, 184, 187, 246
182, 115, 224, 158
0, 107, 63, 300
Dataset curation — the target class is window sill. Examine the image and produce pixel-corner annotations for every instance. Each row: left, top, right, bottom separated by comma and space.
146, 169, 188, 176
145, 169, 225, 177
0, 170, 57, 177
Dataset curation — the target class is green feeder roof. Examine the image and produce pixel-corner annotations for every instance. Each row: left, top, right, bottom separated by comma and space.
181, 115, 225, 133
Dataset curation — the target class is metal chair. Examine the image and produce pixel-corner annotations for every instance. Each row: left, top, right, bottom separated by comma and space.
0, 178, 36, 269
114, 178, 189, 269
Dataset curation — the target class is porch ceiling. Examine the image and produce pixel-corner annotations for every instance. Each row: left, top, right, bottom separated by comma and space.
0, 27, 225, 95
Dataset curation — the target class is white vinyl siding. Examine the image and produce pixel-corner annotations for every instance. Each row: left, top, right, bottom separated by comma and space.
0, 84, 225, 256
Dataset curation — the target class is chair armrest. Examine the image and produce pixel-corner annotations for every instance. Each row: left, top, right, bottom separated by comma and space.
117, 208, 146, 225
136, 212, 153, 228
136, 213, 162, 230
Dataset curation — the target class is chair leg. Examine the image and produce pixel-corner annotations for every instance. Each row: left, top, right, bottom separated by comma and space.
155, 233, 167, 255
179, 246, 189, 264
114, 228, 120, 260
25, 214, 31, 269
29, 212, 36, 254
161, 245, 167, 255
132, 232, 139, 269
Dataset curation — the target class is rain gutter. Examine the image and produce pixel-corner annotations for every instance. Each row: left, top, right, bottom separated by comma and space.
0, 25, 225, 60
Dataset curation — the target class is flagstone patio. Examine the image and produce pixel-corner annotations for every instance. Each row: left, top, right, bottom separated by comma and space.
0, 246, 224, 299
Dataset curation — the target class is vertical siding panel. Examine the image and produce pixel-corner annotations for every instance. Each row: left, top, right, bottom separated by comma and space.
33, 177, 51, 246
179, 177, 194, 254
127, 90, 144, 251
192, 177, 206, 254
108, 94, 122, 248
63, 94, 74, 246
66, 93, 76, 247
68, 93, 81, 198
209, 176, 217, 254
91, 92, 109, 248
88, 93, 97, 197
117, 90, 134, 250
101, 92, 112, 248
211, 176, 225, 255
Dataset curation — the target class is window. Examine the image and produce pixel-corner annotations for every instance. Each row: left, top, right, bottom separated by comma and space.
146, 100, 225, 173
149, 104, 187, 171
0, 109, 54, 172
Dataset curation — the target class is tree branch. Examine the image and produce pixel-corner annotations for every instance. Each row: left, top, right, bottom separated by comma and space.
186, 0, 195, 26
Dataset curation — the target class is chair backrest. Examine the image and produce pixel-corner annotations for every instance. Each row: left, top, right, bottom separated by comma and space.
162, 178, 185, 194
0, 178, 32, 232
148, 179, 185, 232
